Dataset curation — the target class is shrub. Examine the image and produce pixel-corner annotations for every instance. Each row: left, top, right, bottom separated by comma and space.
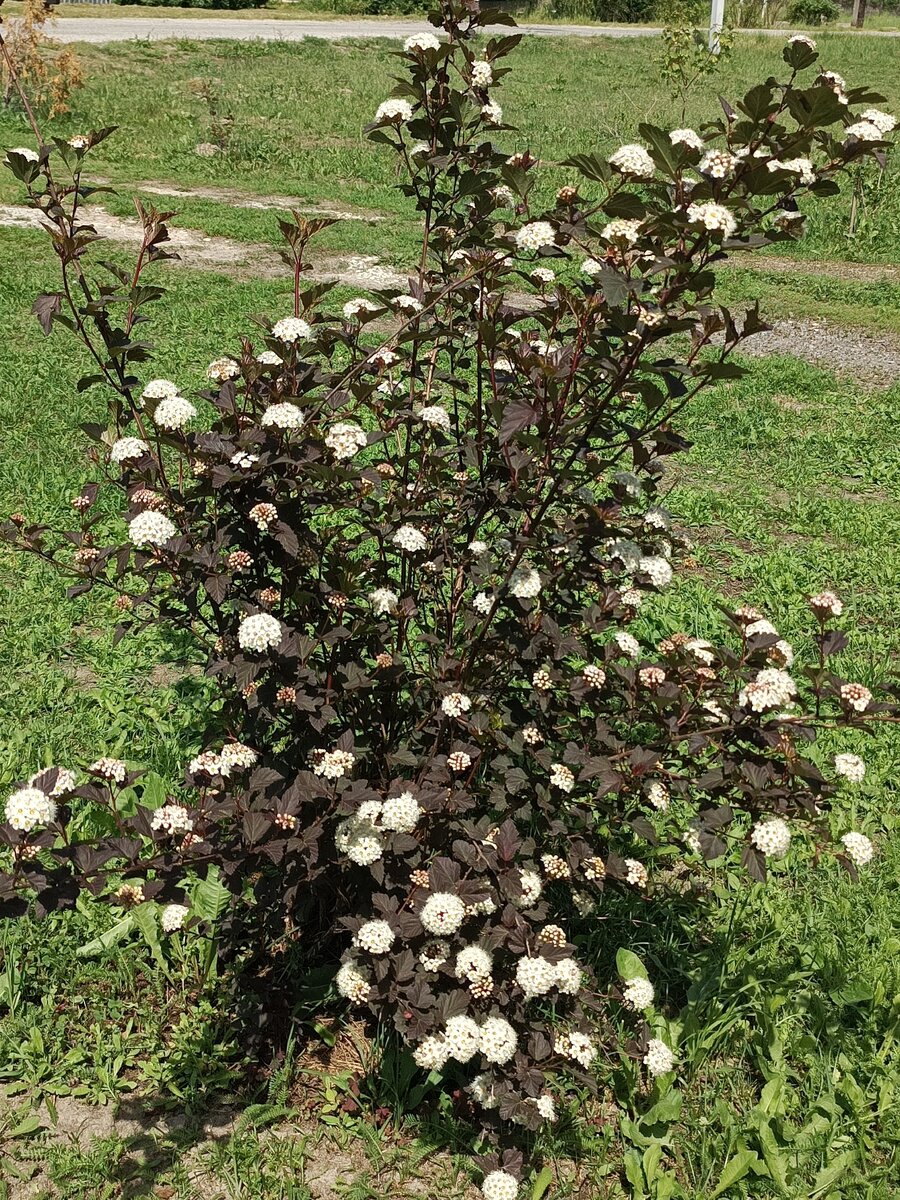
1, 6, 896, 1190
787, 0, 840, 23
0, 0, 84, 118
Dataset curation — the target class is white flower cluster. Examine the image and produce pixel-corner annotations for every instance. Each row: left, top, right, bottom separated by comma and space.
141, 378, 179, 405
601, 218, 642, 244
608, 143, 655, 178
834, 752, 865, 783
699, 149, 737, 179
207, 357, 240, 383
456, 944, 493, 982
150, 804, 194, 836
441, 692, 472, 718
841, 831, 874, 866
336, 957, 371, 1003
354, 919, 395, 954
153, 396, 196, 431
481, 101, 503, 125
420, 891, 467, 934
129, 511, 177, 548
393, 525, 428, 553
471, 59, 493, 87
516, 869, 542, 907
335, 814, 383, 866
623, 977, 655, 1010
418, 404, 451, 430
768, 157, 815, 185
751, 817, 791, 859
514, 221, 556, 252
860, 108, 896, 133
555, 1031, 596, 1069
375, 98, 414, 123
381, 790, 422, 832
5, 786, 57, 832
686, 202, 737, 237
311, 748, 355, 780
110, 437, 149, 465
343, 297, 380, 321
262, 402, 305, 430
844, 121, 883, 143
403, 31, 440, 52
509, 565, 542, 599
669, 128, 704, 151
639, 555, 673, 588
369, 587, 399, 615
325, 422, 368, 460
644, 1038, 675, 1077
645, 781, 669, 811
238, 613, 283, 653
549, 762, 575, 792
160, 903, 189, 933
482, 1170, 519, 1200
739, 667, 797, 712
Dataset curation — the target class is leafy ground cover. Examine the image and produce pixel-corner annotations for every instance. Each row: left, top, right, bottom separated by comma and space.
1, 29, 899, 1200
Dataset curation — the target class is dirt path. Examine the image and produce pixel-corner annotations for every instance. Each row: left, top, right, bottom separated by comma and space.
132, 180, 384, 223
0, 203, 406, 289
729, 252, 900, 285
27, 15, 900, 45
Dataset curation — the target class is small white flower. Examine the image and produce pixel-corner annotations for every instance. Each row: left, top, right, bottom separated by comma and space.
482, 1169, 519, 1200
6, 146, 39, 163
751, 817, 791, 859
469, 1073, 499, 1109
311, 748, 355, 780
469, 540, 488, 556
395, 294, 423, 314
834, 752, 865, 783
515, 869, 542, 907
554, 958, 582, 995
442, 692, 472, 718
532, 1094, 557, 1122
393, 525, 428, 553
860, 108, 896, 134
141, 379, 179, 405
238, 613, 283, 653
403, 31, 440, 52
419, 940, 450, 971
270, 316, 312, 345
531, 266, 555, 285
582, 257, 604, 277
354, 919, 395, 955
624, 859, 648, 888
160, 903, 189, 933
644, 1038, 675, 1077
325, 422, 368, 461
602, 218, 642, 244
481, 100, 503, 125
788, 32, 817, 49
129, 511, 177, 548
686, 202, 737, 237
413, 1035, 450, 1071
207, 357, 240, 383
614, 631, 641, 658
153, 396, 196, 430
515, 222, 556, 252
844, 121, 883, 143
471, 59, 493, 87
336, 958, 371, 1003
509, 566, 542, 599
472, 592, 493, 615
420, 892, 466, 935
381, 790, 421, 833
343, 297, 380, 321
444, 1014, 481, 1063
418, 404, 451, 430
639, 555, 673, 588
5, 786, 56, 832
150, 804, 194, 836
261, 402, 305, 430
768, 156, 816, 185
699, 149, 737, 179
841, 831, 874, 867
669, 128, 704, 151
478, 1016, 518, 1064
555, 1031, 595, 1069
549, 762, 575, 793
623, 977, 655, 1010
110, 437, 149, 465
456, 945, 493, 981
369, 587, 399, 615
608, 143, 655, 178
376, 98, 414, 123
516, 955, 557, 999
256, 349, 282, 366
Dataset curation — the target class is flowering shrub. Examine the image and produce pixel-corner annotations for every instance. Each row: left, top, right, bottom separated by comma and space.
1, 5, 896, 1190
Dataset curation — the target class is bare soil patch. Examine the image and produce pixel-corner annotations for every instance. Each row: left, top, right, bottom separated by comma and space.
0, 204, 405, 290
133, 180, 384, 223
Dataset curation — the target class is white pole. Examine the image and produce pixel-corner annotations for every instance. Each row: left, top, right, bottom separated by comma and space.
709, 0, 726, 53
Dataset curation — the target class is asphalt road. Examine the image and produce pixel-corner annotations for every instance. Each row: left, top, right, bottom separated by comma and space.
34, 16, 900, 44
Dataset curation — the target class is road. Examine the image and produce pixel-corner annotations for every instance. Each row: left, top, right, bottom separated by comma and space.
32, 16, 900, 44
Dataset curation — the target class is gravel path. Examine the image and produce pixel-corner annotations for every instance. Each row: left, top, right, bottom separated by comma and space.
740, 318, 900, 386
31, 15, 900, 44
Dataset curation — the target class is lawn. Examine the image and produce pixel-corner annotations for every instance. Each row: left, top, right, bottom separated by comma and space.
1, 26, 900, 1200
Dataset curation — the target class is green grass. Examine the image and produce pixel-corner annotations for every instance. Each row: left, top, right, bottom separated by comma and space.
1, 32, 899, 268
2, 30, 900, 1200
